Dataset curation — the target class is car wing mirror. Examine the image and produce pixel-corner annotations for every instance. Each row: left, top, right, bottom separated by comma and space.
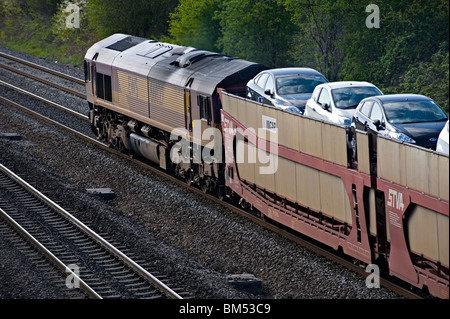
373, 119, 381, 130
264, 89, 273, 97
322, 103, 330, 111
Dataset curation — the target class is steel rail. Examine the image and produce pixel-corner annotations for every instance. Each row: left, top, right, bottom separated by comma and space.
0, 206, 101, 299
0, 79, 88, 120
0, 61, 85, 99
0, 162, 183, 300
0, 51, 85, 85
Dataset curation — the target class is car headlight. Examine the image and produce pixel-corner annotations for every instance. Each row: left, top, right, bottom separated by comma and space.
337, 116, 351, 126
388, 131, 416, 144
284, 106, 301, 114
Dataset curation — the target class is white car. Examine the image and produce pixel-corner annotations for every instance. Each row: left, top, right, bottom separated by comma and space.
436, 120, 449, 156
304, 81, 382, 126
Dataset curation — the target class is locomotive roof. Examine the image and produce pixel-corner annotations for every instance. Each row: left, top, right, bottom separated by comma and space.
86, 34, 265, 95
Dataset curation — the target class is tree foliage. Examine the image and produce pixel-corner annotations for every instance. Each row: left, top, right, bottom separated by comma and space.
86, 0, 178, 39
342, 0, 449, 88
400, 44, 449, 113
169, 0, 449, 111
0, 0, 23, 17
283, 0, 354, 80
216, 0, 296, 67
168, 0, 221, 51
24, 0, 61, 16
1, 0, 448, 111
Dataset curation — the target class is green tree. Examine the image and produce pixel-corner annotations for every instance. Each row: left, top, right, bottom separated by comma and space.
86, 0, 178, 39
216, 0, 296, 67
339, 0, 449, 111
283, 0, 356, 80
168, 0, 222, 51
0, 0, 23, 17
401, 44, 449, 113
341, 0, 449, 87
25, 0, 61, 16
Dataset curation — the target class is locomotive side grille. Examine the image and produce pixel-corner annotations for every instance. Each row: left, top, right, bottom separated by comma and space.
149, 79, 185, 129
116, 70, 149, 117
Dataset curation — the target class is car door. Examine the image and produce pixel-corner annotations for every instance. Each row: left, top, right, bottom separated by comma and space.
312, 87, 332, 121
354, 100, 374, 131
253, 73, 269, 103
262, 74, 275, 105
366, 101, 386, 151
305, 87, 321, 119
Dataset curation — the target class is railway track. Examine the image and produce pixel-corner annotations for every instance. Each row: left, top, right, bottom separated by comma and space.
0, 51, 84, 98
0, 163, 184, 299
0, 53, 425, 299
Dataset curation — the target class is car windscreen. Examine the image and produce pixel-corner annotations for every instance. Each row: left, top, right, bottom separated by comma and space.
276, 75, 327, 95
384, 100, 448, 124
331, 87, 381, 109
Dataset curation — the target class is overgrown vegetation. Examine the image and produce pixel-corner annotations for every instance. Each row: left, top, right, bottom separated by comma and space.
1, 0, 448, 112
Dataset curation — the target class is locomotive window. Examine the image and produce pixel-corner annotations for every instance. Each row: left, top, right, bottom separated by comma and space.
104, 75, 112, 102
198, 95, 212, 124
95, 72, 112, 102
84, 61, 90, 82
206, 97, 211, 124
96, 72, 104, 100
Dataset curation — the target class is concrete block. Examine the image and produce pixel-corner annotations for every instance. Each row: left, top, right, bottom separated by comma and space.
227, 273, 262, 295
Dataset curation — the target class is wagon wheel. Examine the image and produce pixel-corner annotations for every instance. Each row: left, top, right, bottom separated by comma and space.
215, 186, 224, 201
201, 180, 208, 193
185, 170, 192, 186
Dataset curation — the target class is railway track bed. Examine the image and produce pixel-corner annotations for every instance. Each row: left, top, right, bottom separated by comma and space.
0, 163, 184, 299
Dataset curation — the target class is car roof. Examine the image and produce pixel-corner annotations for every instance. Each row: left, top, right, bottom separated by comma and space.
366, 94, 432, 104
317, 81, 378, 90
261, 67, 324, 77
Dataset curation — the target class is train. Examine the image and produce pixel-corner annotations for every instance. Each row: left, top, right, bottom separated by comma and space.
84, 34, 449, 299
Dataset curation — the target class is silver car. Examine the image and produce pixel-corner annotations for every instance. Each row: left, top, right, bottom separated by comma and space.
304, 81, 382, 126
246, 68, 328, 114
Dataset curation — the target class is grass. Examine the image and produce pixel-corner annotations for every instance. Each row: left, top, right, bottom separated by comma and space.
0, 15, 90, 68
